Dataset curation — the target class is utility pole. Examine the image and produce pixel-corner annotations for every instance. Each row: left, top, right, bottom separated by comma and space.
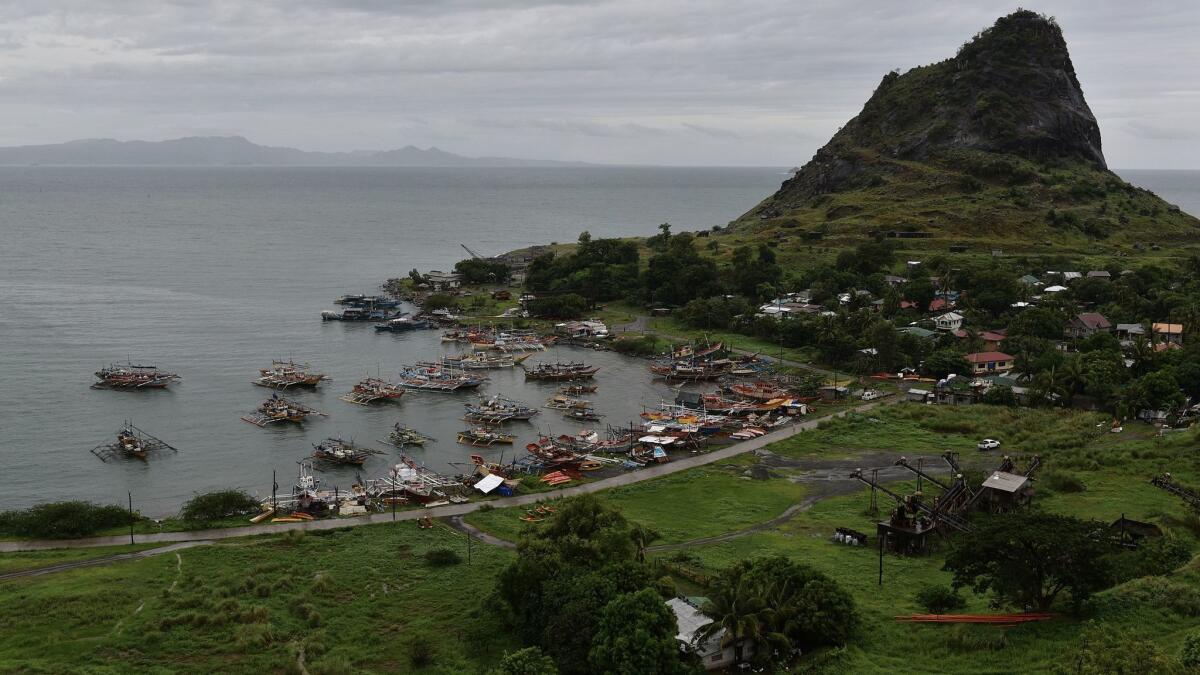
127, 492, 135, 545
467, 529, 473, 565
878, 531, 884, 586
272, 470, 277, 512
391, 469, 397, 522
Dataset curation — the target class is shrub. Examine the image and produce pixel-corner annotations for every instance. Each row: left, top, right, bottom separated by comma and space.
916, 585, 967, 614
527, 294, 588, 319
180, 490, 261, 523
408, 636, 435, 669
424, 548, 463, 567
0, 501, 134, 539
1042, 471, 1086, 493
611, 335, 660, 357
1181, 631, 1200, 669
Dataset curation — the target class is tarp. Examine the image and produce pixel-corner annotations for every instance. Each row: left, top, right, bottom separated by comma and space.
474, 474, 505, 494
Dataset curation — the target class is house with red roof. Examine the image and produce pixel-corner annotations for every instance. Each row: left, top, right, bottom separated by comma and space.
963, 351, 1016, 375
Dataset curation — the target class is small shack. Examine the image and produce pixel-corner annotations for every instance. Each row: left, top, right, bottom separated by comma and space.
1108, 516, 1163, 548
667, 597, 756, 670
978, 471, 1033, 513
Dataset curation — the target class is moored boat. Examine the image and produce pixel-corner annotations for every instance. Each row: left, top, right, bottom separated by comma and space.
92, 363, 180, 390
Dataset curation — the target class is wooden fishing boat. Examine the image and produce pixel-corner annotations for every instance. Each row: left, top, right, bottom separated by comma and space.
457, 427, 516, 447
91, 422, 178, 462
385, 424, 430, 447
340, 377, 405, 405
397, 364, 485, 392
241, 394, 327, 426
253, 360, 329, 389
311, 438, 381, 466
523, 362, 599, 382
564, 408, 603, 423
465, 394, 539, 424
559, 384, 597, 395
92, 363, 180, 390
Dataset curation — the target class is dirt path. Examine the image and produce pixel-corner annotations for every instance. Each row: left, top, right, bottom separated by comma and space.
0, 399, 894, 554
0, 541, 211, 581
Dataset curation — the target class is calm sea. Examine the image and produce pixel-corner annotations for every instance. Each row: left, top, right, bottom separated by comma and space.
0, 166, 1194, 515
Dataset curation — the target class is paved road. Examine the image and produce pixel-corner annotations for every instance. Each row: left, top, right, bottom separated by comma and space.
0, 400, 887, 553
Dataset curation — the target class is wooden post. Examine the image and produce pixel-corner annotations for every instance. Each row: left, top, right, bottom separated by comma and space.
128, 492, 135, 545
878, 530, 884, 586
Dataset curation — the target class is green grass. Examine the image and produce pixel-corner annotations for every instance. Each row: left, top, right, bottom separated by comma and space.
466, 459, 807, 545
0, 524, 517, 674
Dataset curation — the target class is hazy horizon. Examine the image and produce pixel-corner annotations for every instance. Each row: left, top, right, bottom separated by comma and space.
1, 2, 1197, 168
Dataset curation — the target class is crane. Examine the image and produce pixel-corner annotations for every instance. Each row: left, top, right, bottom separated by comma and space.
460, 243, 485, 260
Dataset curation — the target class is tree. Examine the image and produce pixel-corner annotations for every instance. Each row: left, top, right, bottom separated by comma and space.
488, 648, 558, 675
527, 294, 587, 319
589, 589, 686, 675
454, 258, 512, 284
943, 512, 1111, 612
915, 585, 967, 614
1007, 306, 1064, 340
925, 349, 968, 378
629, 523, 661, 564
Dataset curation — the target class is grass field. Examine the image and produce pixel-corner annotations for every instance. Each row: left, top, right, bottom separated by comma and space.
0, 543, 162, 574
0, 524, 517, 674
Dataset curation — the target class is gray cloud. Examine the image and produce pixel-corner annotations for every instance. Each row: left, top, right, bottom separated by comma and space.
0, 1, 1196, 166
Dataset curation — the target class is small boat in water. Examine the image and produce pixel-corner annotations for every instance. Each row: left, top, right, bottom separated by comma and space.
90, 422, 179, 462
385, 423, 431, 447
241, 394, 327, 426
254, 360, 329, 389
92, 363, 180, 390
340, 377, 405, 405
311, 437, 381, 466
457, 427, 516, 447
523, 362, 599, 382
397, 363, 485, 392
374, 314, 430, 332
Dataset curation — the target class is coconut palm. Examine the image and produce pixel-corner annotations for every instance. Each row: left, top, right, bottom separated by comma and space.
628, 523, 661, 564
698, 576, 768, 665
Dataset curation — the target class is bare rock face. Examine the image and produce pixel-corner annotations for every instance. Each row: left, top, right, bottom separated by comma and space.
755, 11, 1105, 217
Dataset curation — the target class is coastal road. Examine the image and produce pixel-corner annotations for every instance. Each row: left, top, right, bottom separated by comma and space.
0, 399, 889, 554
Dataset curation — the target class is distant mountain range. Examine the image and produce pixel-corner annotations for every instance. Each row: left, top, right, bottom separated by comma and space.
0, 136, 593, 167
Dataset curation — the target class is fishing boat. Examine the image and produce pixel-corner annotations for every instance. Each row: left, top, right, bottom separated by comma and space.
374, 314, 430, 332
385, 423, 430, 447
311, 438, 380, 466
340, 377, 405, 405
397, 364, 485, 392
241, 394, 327, 426
648, 360, 731, 381
727, 381, 794, 402
457, 427, 516, 447
565, 407, 604, 423
441, 352, 522, 369
545, 394, 592, 410
365, 455, 461, 504
559, 384, 597, 395
523, 362, 599, 382
320, 306, 399, 321
464, 394, 540, 425
90, 422, 178, 462
253, 360, 329, 389
92, 363, 180, 390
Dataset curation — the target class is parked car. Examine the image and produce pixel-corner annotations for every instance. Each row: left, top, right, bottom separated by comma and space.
977, 438, 1001, 451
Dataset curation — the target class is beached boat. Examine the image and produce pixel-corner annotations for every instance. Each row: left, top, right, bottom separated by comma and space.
365, 455, 462, 504
727, 381, 794, 402
457, 427, 516, 447
340, 377, 405, 405
90, 422, 178, 462
241, 394, 327, 426
92, 363, 180, 390
254, 360, 329, 389
523, 362, 599, 382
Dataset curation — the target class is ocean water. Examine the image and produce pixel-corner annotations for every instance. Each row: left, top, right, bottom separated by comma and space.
0, 166, 787, 514
0, 166, 1194, 515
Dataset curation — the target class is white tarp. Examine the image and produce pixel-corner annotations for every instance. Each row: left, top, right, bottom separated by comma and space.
474, 474, 505, 494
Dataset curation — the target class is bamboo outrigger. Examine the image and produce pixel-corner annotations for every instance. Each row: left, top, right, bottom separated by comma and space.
92, 363, 180, 390
241, 394, 327, 427
311, 438, 383, 466
253, 359, 329, 389
382, 423, 432, 448
340, 377, 405, 406
91, 422, 178, 462
457, 427, 516, 447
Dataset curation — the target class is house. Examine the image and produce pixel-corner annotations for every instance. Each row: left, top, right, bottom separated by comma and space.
1018, 274, 1042, 287
1062, 271, 1082, 283
884, 275, 908, 286
425, 270, 461, 290
934, 312, 964, 331
1043, 285, 1068, 294
953, 329, 1006, 351
1115, 324, 1146, 342
1065, 312, 1111, 339
963, 351, 1015, 375
667, 598, 755, 670
929, 297, 955, 312
556, 320, 608, 339
906, 388, 932, 403
1152, 322, 1184, 345
1087, 270, 1112, 280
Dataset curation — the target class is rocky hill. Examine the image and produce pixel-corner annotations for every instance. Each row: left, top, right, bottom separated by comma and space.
739, 11, 1199, 251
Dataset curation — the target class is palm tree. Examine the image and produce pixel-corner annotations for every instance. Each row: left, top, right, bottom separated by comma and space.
698, 576, 768, 665
628, 523, 661, 564
1030, 366, 1066, 407
1059, 356, 1085, 405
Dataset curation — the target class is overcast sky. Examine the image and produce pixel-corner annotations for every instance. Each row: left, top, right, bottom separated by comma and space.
1, 1, 1197, 167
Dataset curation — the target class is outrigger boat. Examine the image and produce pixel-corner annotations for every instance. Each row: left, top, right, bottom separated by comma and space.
559, 384, 597, 395
311, 438, 382, 466
464, 395, 540, 425
440, 352, 529, 369
374, 314, 430, 332
253, 360, 329, 389
364, 455, 463, 505
397, 363, 485, 392
241, 394, 327, 427
384, 423, 431, 447
648, 360, 732, 381
545, 394, 592, 410
334, 294, 400, 309
565, 407, 604, 423
457, 427, 516, 447
92, 363, 180, 390
340, 377, 405, 405
522, 362, 599, 382
91, 422, 178, 462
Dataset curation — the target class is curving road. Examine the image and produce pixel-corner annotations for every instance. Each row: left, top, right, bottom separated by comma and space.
0, 399, 889, 554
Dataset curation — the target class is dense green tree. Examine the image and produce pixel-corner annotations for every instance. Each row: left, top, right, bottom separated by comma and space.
454, 258, 512, 284
1069, 622, 1176, 674
1007, 306, 1064, 340
527, 294, 588, 319
487, 647, 558, 675
642, 234, 722, 306
944, 512, 1111, 612
925, 349, 968, 378
589, 589, 687, 675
